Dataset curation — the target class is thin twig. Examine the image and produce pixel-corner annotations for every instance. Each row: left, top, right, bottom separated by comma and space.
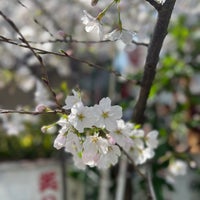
147, 164, 157, 200
22, 38, 149, 47
0, 35, 140, 85
117, 145, 146, 179
0, 109, 63, 115
0, 10, 61, 109
16, 0, 28, 8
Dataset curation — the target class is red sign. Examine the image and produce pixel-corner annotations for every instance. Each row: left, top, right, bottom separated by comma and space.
39, 171, 58, 192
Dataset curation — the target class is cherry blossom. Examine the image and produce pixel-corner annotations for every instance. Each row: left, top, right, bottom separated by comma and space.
52, 91, 159, 169
82, 134, 109, 167
131, 146, 155, 165
97, 144, 121, 169
81, 10, 104, 39
65, 132, 83, 155
104, 28, 135, 44
109, 119, 134, 151
168, 160, 187, 176
53, 131, 67, 150
63, 90, 81, 110
68, 102, 95, 132
93, 97, 122, 131
64, 132, 86, 169
145, 130, 159, 149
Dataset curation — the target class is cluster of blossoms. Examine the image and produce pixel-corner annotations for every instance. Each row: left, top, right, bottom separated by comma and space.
80, 0, 168, 45
81, 1, 136, 44
48, 90, 159, 170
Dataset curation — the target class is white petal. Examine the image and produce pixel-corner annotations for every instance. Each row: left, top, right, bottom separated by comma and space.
99, 97, 111, 110
110, 105, 122, 119
104, 29, 121, 41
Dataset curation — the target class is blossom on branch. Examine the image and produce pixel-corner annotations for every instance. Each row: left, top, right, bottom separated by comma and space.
145, 130, 159, 149
63, 89, 81, 110
81, 10, 104, 39
109, 119, 134, 151
104, 28, 135, 44
51, 90, 159, 169
68, 102, 95, 132
93, 97, 122, 131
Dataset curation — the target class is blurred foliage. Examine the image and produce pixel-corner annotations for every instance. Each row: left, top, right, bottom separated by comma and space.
0, 114, 59, 161
147, 15, 200, 199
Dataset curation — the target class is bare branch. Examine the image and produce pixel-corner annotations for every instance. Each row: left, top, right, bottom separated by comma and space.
1, 35, 148, 47
0, 10, 61, 109
0, 109, 63, 115
118, 145, 146, 179
147, 165, 157, 200
132, 0, 176, 124
0, 35, 140, 85
145, 0, 163, 11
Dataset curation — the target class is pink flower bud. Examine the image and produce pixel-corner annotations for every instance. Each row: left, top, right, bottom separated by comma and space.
35, 104, 46, 112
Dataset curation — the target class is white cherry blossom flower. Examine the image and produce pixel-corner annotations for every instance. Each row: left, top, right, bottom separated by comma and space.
81, 10, 103, 39
168, 160, 187, 176
73, 154, 86, 170
131, 146, 155, 165
129, 129, 158, 165
54, 117, 77, 149
53, 131, 67, 150
97, 144, 121, 169
82, 134, 109, 167
65, 132, 82, 155
68, 102, 95, 132
57, 117, 68, 127
104, 28, 135, 44
56, 117, 73, 135
130, 129, 145, 138
64, 132, 86, 169
145, 130, 159, 149
93, 97, 122, 131
63, 89, 81, 110
109, 119, 134, 151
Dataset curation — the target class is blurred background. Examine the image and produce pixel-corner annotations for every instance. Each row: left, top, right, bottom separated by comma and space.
0, 0, 200, 199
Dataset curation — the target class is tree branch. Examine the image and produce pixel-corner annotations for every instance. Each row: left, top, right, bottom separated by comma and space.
117, 145, 146, 179
0, 10, 62, 109
145, 0, 163, 11
132, 0, 176, 124
0, 109, 63, 115
147, 165, 157, 200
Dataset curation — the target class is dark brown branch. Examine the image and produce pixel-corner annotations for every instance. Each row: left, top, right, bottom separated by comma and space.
132, 0, 176, 124
145, 0, 163, 11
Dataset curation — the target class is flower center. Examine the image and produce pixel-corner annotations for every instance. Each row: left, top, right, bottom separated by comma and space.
91, 137, 98, 143
102, 111, 109, 119
115, 129, 122, 135
77, 113, 85, 121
